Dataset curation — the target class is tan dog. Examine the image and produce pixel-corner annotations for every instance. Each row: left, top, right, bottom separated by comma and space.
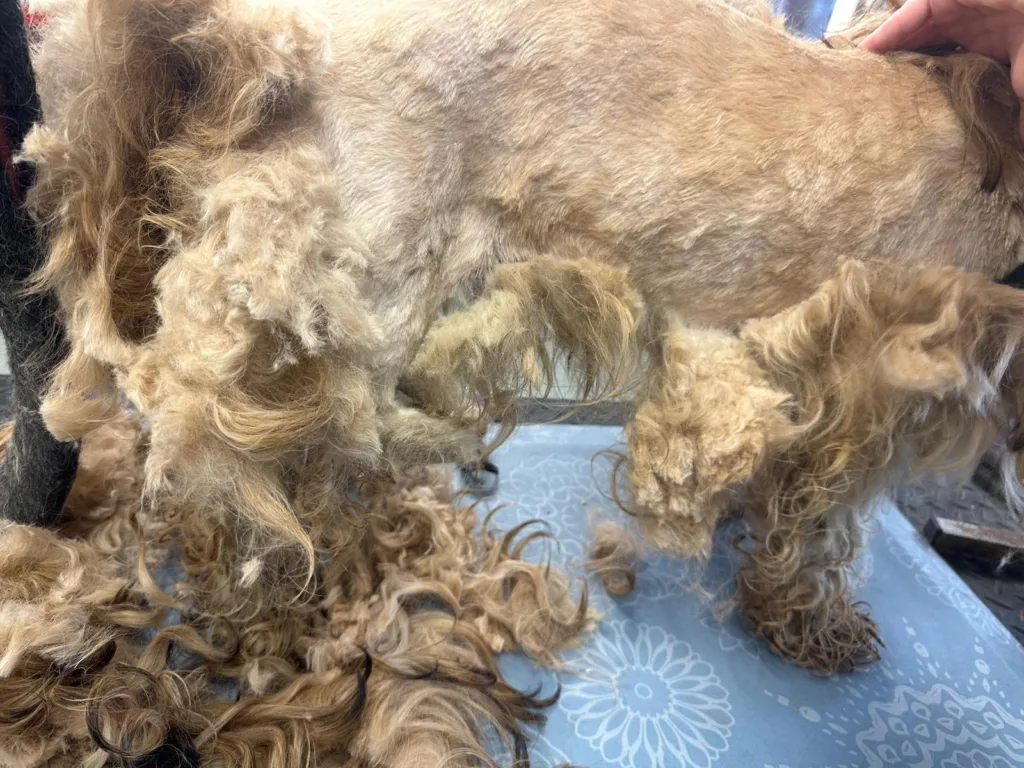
24, 0, 1024, 556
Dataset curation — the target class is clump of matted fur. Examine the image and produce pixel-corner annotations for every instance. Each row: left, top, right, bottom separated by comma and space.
619, 261, 1024, 674
0, 522, 170, 766
0, 411, 592, 767
586, 521, 638, 598
622, 327, 796, 559
22, 0, 644, 569
22, 0, 401, 566
183, 470, 590, 767
402, 258, 645, 444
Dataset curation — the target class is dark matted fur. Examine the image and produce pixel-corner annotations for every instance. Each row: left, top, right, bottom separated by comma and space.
0, 0, 78, 527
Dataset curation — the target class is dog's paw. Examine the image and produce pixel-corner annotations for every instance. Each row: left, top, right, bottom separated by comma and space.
750, 600, 882, 675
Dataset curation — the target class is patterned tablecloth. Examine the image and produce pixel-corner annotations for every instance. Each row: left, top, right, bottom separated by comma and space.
481, 425, 1024, 768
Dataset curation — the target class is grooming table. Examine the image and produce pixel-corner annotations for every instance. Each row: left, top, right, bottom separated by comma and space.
483, 425, 1024, 768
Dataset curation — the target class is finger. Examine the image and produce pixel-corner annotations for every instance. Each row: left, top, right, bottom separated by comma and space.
860, 0, 934, 52
877, 20, 952, 52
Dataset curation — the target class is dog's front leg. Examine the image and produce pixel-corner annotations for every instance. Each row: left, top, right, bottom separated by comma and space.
736, 503, 881, 674
624, 326, 793, 558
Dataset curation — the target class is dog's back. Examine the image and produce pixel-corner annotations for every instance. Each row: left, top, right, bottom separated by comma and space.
315, 0, 1024, 328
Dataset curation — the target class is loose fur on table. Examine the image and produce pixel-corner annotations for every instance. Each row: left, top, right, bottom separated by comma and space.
0, 414, 590, 767
619, 261, 1024, 674
586, 521, 638, 598
22, 0, 1024, 557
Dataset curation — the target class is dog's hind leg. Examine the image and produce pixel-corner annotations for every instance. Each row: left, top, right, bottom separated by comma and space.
0, 0, 79, 527
736, 503, 881, 674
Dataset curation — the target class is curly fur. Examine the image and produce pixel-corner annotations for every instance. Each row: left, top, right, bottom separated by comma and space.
22, 0, 1024, 555
0, 523, 165, 766
618, 261, 1024, 674
586, 521, 638, 598
623, 327, 796, 559
0, 407, 591, 766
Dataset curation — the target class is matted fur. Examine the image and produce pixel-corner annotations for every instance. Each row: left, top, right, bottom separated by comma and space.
623, 328, 795, 559
618, 262, 1024, 674
23, 0, 1024, 556
0, 523, 166, 766
586, 521, 638, 598
0, 410, 591, 767
738, 262, 1024, 672
403, 258, 644, 440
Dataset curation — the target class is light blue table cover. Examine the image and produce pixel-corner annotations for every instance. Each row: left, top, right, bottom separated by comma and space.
481, 425, 1024, 768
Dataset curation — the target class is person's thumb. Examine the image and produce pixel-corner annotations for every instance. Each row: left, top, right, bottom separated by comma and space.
860, 0, 934, 53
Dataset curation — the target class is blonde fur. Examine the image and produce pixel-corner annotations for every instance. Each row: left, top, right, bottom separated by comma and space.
0, 407, 593, 765
24, 0, 1024, 554
624, 327, 795, 558
586, 521, 639, 598
403, 258, 644, 440
0, 523, 165, 766
619, 261, 1024, 673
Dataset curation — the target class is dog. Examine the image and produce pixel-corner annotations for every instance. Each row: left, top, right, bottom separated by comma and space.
22, 0, 1024, 560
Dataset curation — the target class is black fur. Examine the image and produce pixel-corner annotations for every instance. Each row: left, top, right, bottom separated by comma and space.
998, 261, 1024, 289
0, 0, 79, 526
85, 665, 201, 768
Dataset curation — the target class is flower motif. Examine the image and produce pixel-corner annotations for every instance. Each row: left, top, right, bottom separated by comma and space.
561, 620, 733, 768
856, 684, 1024, 768
942, 750, 1018, 768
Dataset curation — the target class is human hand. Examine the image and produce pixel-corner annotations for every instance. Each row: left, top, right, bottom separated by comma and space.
861, 0, 1024, 137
